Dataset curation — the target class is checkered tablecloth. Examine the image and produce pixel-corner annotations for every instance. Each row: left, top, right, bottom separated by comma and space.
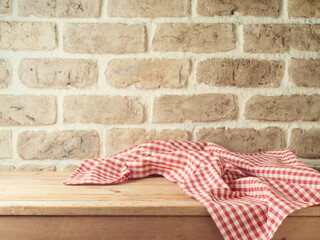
64, 141, 320, 240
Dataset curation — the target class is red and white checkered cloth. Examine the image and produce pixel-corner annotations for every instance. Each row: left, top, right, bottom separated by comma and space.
64, 141, 320, 240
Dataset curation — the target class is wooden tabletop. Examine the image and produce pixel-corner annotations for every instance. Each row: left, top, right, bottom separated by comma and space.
0, 172, 319, 217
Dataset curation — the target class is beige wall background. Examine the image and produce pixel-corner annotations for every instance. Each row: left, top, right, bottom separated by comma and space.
0, 0, 319, 172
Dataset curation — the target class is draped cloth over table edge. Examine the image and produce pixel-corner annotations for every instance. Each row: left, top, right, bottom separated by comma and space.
64, 141, 320, 240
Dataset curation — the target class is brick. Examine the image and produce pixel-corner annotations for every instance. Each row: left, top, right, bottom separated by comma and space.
19, 59, 97, 89
290, 128, 320, 158
288, 0, 320, 18
152, 23, 236, 53
64, 96, 145, 124
197, 59, 283, 88
105, 128, 191, 155
17, 130, 99, 160
291, 25, 320, 52
16, 164, 56, 171
196, 127, 282, 153
0, 131, 11, 158
300, 160, 320, 172
19, 0, 101, 18
0, 95, 56, 126
63, 23, 146, 54
0, 0, 11, 15
289, 58, 320, 87
0, 60, 10, 88
0, 22, 56, 51
244, 24, 320, 53
197, 0, 280, 18
105, 59, 189, 89
245, 95, 320, 121
153, 94, 238, 123
61, 164, 79, 171
108, 0, 190, 18
244, 25, 289, 53
0, 165, 15, 171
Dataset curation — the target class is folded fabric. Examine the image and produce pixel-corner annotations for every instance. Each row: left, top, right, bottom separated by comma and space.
64, 141, 320, 240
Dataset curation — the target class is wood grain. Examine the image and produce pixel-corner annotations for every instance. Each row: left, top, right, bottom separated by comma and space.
0, 216, 319, 240
0, 172, 319, 240
0, 172, 319, 217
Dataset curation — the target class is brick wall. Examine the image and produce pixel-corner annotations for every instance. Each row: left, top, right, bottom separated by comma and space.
0, 0, 319, 172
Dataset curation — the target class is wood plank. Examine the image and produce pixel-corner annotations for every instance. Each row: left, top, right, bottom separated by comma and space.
0, 203, 208, 216
0, 216, 223, 240
0, 202, 319, 216
0, 216, 319, 240
0, 172, 319, 217
272, 217, 320, 240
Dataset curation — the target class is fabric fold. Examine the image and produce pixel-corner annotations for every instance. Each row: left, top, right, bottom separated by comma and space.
64, 140, 320, 240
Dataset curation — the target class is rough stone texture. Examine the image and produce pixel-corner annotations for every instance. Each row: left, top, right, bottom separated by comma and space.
16, 164, 56, 171
244, 24, 320, 53
108, 0, 190, 18
1, 0, 320, 170
105, 128, 191, 156
197, 59, 283, 88
288, 0, 320, 18
19, 0, 101, 18
0, 165, 15, 171
17, 130, 100, 160
300, 159, 320, 172
0, 95, 56, 126
19, 59, 97, 89
0, 131, 11, 158
291, 25, 320, 52
290, 128, 320, 158
0, 22, 56, 51
197, 0, 280, 18
0, 60, 10, 88
0, 164, 57, 171
152, 23, 236, 53
196, 127, 282, 153
105, 59, 189, 89
63, 23, 146, 54
61, 164, 79, 171
0, 0, 11, 15
245, 95, 320, 121
153, 94, 238, 123
289, 58, 320, 87
244, 24, 289, 53
64, 96, 145, 124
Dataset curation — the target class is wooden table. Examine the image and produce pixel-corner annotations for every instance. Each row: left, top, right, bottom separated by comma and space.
0, 172, 319, 240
